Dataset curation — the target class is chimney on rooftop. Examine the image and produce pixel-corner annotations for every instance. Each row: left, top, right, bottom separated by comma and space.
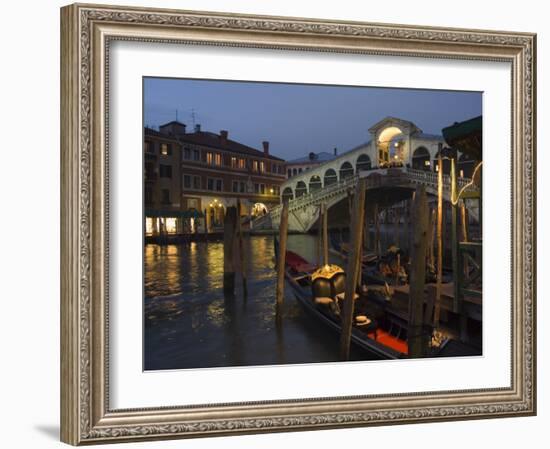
220, 130, 228, 145
194, 124, 201, 133
334, 147, 338, 156
262, 141, 269, 156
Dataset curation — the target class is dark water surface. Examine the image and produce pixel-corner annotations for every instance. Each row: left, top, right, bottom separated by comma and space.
144, 234, 374, 370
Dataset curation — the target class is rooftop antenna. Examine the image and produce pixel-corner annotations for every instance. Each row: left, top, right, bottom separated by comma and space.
190, 108, 196, 127
175, 109, 178, 122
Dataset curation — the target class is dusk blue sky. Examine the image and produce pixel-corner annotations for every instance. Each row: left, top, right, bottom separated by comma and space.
144, 77, 482, 161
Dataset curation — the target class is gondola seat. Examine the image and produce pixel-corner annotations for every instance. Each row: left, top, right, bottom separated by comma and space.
314, 296, 334, 305
335, 292, 360, 302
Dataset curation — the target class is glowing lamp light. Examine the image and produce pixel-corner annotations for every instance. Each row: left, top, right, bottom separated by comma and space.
424, 160, 431, 166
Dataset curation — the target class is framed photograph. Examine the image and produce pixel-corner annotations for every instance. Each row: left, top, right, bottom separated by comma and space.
60, 3, 536, 445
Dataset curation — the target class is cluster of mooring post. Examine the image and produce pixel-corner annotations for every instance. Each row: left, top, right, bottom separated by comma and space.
223, 204, 248, 297
276, 201, 289, 310
340, 178, 367, 361
408, 185, 429, 358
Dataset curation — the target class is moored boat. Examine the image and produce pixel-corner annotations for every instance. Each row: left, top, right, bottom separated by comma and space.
276, 239, 415, 359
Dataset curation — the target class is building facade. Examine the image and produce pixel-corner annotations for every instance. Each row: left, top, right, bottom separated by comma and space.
144, 124, 183, 237
144, 121, 287, 236
285, 150, 338, 179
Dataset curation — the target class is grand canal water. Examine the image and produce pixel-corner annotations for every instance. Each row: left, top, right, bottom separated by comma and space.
144, 234, 376, 371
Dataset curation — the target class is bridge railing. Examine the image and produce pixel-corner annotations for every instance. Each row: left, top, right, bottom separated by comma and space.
270, 173, 359, 219
269, 167, 477, 222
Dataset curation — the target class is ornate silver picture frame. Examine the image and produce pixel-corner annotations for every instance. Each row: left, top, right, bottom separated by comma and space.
60, 3, 536, 445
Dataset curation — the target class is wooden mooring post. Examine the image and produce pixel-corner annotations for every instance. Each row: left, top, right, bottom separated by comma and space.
236, 200, 247, 297
322, 203, 329, 266
434, 155, 444, 326
364, 206, 371, 251
394, 206, 400, 247
276, 201, 289, 309
408, 185, 429, 358
340, 179, 367, 361
223, 206, 238, 295
317, 205, 322, 267
428, 207, 436, 268
374, 203, 380, 258
203, 208, 208, 240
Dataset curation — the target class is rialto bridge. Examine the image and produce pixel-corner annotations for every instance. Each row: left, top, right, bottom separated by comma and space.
252, 117, 480, 232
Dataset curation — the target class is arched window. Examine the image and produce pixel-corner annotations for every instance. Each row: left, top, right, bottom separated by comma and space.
309, 175, 322, 192
339, 161, 354, 180
356, 154, 372, 171
412, 146, 431, 171
282, 187, 294, 202
324, 168, 338, 186
295, 181, 308, 198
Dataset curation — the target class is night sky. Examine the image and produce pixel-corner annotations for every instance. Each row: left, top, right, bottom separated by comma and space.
144, 77, 482, 161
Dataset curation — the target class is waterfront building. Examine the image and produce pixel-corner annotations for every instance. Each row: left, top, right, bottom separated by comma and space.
285, 150, 338, 179
144, 123, 184, 237
144, 121, 286, 236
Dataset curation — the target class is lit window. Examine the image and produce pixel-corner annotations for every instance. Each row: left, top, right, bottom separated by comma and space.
238, 158, 246, 169
165, 218, 177, 234
145, 217, 154, 235
214, 153, 222, 166
253, 161, 259, 172
259, 161, 265, 173
161, 143, 170, 155
231, 157, 237, 168
206, 152, 213, 165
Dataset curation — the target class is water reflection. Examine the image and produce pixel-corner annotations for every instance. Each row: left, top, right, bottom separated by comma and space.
144, 235, 373, 371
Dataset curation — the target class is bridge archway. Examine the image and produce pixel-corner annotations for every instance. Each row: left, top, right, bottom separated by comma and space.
377, 126, 404, 166
309, 175, 322, 192
339, 161, 354, 180
412, 146, 431, 171
295, 180, 308, 198
282, 186, 293, 202
324, 168, 338, 186
356, 154, 372, 171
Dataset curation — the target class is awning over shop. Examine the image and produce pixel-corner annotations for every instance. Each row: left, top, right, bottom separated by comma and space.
442, 115, 482, 161
145, 209, 204, 218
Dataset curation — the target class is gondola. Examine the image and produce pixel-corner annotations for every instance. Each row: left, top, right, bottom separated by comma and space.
275, 238, 412, 359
